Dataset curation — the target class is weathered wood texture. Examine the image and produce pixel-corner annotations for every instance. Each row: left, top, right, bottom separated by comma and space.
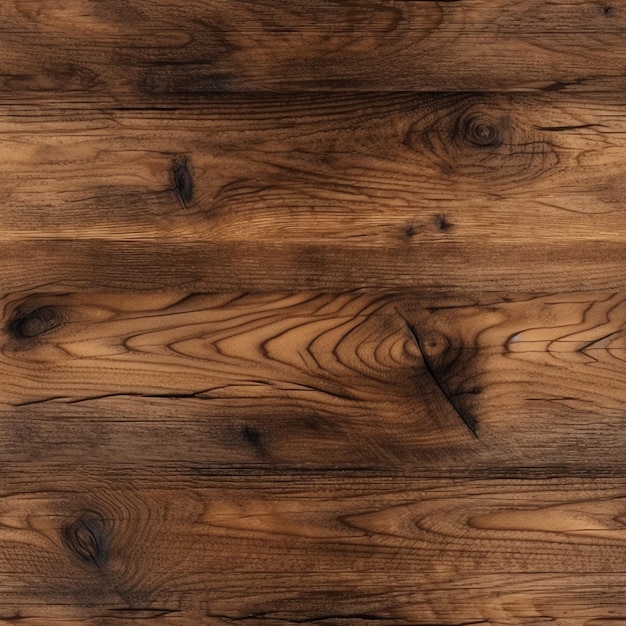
2, 0, 626, 96
1, 290, 625, 475
1, 472, 626, 625
1, 93, 625, 293
4, 1, 626, 621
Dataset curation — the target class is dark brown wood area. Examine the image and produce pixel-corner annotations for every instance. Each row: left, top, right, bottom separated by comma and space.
2, 0, 626, 95
2, 1, 626, 623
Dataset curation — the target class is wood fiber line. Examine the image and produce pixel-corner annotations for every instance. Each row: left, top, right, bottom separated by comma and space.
1, 291, 625, 473
2, 0, 626, 96
0, 472, 626, 624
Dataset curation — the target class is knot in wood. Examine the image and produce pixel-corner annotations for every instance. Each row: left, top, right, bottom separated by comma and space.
171, 156, 193, 208
62, 511, 108, 568
9, 305, 65, 339
463, 114, 501, 148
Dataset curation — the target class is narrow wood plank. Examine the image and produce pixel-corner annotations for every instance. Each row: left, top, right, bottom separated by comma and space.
2, 0, 626, 96
2, 290, 625, 474
1, 93, 625, 293
3, 238, 625, 294
0, 470, 626, 624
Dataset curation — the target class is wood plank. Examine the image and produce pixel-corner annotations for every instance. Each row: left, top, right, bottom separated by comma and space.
2, 237, 624, 294
2, 93, 625, 244
2, 0, 626, 96
2, 290, 625, 474
1, 93, 625, 293
0, 470, 625, 624
0, 291, 477, 470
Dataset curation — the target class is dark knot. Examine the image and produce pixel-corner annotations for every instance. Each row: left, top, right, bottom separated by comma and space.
9, 306, 64, 339
462, 114, 501, 148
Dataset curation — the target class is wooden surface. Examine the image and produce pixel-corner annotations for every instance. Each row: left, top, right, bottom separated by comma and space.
2, 1, 626, 624
3, 0, 626, 95
2, 94, 626, 293
2, 471, 626, 625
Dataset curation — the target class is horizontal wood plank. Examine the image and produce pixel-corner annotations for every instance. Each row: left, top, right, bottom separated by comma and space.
2, 238, 625, 294
1, 290, 625, 474
0, 471, 625, 624
2, 0, 626, 96
3, 94, 625, 244
1, 93, 626, 293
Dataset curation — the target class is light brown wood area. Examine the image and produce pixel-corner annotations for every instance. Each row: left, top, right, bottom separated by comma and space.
3, 0, 626, 623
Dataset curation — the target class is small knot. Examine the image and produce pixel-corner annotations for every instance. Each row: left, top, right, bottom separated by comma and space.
62, 511, 108, 568
404, 224, 417, 238
171, 156, 193, 208
463, 114, 501, 148
9, 306, 64, 339
434, 214, 453, 232
601, 4, 614, 16
241, 424, 264, 455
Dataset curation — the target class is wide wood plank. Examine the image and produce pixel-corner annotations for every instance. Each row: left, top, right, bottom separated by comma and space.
3, 94, 625, 244
0, 291, 477, 470
1, 93, 625, 293
0, 470, 626, 624
2, 0, 626, 96
2, 290, 625, 474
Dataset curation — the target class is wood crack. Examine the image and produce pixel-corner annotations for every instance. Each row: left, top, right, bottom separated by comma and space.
400, 313, 478, 438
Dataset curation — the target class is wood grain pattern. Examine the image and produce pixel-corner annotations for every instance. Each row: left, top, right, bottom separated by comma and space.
3, 93, 625, 243
2, 0, 626, 97
1, 290, 624, 474
1, 93, 626, 293
3, 0, 626, 619
0, 471, 626, 624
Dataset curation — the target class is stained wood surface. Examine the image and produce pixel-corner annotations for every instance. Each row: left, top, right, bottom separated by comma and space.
1, 290, 625, 475
1, 93, 626, 293
1, 471, 626, 625
2, 0, 626, 96
3, 0, 626, 623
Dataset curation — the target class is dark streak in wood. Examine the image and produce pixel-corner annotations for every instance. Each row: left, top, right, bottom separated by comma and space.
107, 608, 182, 618
209, 612, 403, 623
535, 124, 604, 132
242, 424, 265, 455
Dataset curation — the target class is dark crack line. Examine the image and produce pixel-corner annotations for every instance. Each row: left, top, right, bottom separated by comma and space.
535, 124, 606, 132
400, 313, 477, 438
